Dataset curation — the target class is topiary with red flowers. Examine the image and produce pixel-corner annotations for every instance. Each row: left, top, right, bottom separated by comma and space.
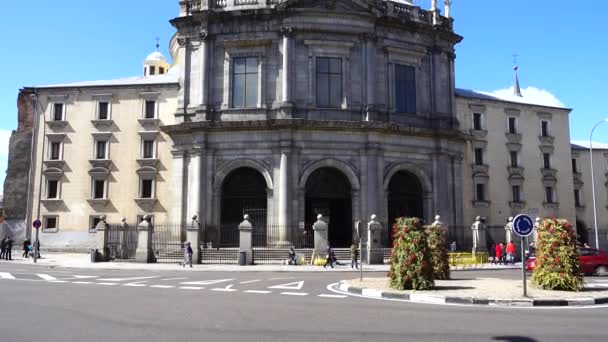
426, 224, 450, 280
531, 218, 582, 291
388, 217, 434, 290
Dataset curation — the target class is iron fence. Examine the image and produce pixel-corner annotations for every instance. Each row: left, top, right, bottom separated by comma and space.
106, 224, 138, 261
151, 223, 185, 263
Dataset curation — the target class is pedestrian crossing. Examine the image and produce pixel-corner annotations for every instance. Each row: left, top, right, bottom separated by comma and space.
0, 271, 349, 300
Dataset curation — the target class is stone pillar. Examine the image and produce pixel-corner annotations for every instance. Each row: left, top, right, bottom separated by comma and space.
119, 218, 129, 259
198, 32, 209, 117
239, 215, 253, 265
176, 38, 191, 114
280, 27, 293, 117
430, 0, 439, 25
444, 0, 451, 18
188, 150, 203, 223
533, 217, 541, 243
365, 38, 377, 120
313, 214, 328, 257
135, 215, 156, 263
171, 151, 186, 224
94, 215, 109, 262
367, 214, 383, 264
505, 217, 514, 243
187, 216, 201, 264
277, 149, 290, 243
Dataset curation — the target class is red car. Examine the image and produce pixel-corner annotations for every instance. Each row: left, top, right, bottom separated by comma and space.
525, 247, 608, 276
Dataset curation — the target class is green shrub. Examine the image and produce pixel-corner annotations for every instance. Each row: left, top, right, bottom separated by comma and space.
388, 217, 434, 290
426, 225, 450, 280
531, 218, 582, 291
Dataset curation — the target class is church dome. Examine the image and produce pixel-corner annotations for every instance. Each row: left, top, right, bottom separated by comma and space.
143, 50, 171, 77
145, 51, 168, 64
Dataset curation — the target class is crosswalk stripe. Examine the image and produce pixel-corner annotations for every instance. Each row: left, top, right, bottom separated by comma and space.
244, 290, 271, 294
281, 292, 308, 296
96, 283, 119, 286
179, 287, 204, 290
318, 294, 347, 299
211, 285, 237, 292
150, 285, 174, 289
72, 281, 92, 285
37, 274, 57, 281
0, 272, 16, 280
123, 283, 147, 287
48, 280, 68, 283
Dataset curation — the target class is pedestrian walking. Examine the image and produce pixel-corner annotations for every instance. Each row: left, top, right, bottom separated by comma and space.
450, 241, 457, 253
182, 241, 193, 268
0, 237, 6, 259
5, 236, 13, 260
323, 246, 335, 269
506, 240, 516, 264
288, 247, 297, 265
494, 243, 503, 265
22, 238, 31, 258
350, 243, 359, 269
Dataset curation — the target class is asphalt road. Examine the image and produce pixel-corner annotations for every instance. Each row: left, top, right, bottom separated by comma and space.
0, 263, 607, 342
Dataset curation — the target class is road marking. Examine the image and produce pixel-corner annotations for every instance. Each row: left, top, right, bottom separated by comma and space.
179, 287, 204, 290
268, 277, 295, 281
72, 275, 99, 279
48, 280, 68, 283
72, 281, 92, 285
150, 285, 175, 289
97, 276, 158, 282
123, 283, 147, 287
240, 279, 261, 284
269, 281, 304, 290
37, 274, 57, 281
96, 283, 118, 286
162, 277, 187, 281
584, 284, 608, 289
0, 272, 16, 280
244, 290, 271, 294
180, 279, 234, 286
211, 284, 237, 292
281, 292, 308, 296
318, 294, 347, 299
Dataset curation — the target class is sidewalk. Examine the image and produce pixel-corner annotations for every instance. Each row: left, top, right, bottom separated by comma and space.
3, 252, 522, 272
339, 277, 608, 307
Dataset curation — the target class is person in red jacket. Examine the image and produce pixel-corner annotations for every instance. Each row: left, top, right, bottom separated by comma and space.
495, 243, 503, 265
506, 241, 516, 264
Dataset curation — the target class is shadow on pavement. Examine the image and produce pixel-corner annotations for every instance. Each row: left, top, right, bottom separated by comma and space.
493, 336, 538, 342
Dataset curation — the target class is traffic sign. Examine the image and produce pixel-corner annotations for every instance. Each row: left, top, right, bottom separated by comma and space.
32, 220, 42, 229
513, 214, 534, 237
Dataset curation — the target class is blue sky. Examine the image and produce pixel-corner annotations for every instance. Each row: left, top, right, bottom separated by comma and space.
1, 0, 607, 191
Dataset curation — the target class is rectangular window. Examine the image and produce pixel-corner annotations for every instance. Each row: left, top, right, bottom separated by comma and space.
142, 140, 155, 159
473, 113, 482, 130
232, 57, 259, 108
96, 140, 108, 160
508, 117, 517, 134
47, 180, 59, 199
53, 103, 64, 121
141, 179, 153, 199
44, 217, 57, 230
543, 153, 551, 169
545, 187, 554, 203
316, 57, 342, 108
93, 180, 106, 199
574, 189, 581, 207
572, 159, 578, 173
50, 142, 61, 160
144, 100, 156, 119
476, 184, 486, 201
510, 151, 518, 167
474, 148, 484, 165
395, 64, 417, 114
512, 185, 521, 203
150, 66, 156, 75
98, 102, 109, 120
541, 120, 550, 137
159, 67, 165, 75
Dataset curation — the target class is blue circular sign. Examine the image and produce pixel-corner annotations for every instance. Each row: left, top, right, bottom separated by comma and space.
32, 220, 42, 229
513, 214, 534, 237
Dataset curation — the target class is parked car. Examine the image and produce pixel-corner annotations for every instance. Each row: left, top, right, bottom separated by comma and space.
525, 247, 608, 276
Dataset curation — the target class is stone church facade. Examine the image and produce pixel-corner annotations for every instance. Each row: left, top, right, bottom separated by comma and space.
5, 0, 606, 251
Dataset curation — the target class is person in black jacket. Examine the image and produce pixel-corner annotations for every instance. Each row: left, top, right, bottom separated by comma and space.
5, 236, 13, 260
0, 237, 5, 259
22, 238, 31, 258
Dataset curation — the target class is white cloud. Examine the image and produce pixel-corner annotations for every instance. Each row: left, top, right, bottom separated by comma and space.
0, 129, 11, 158
480, 86, 566, 108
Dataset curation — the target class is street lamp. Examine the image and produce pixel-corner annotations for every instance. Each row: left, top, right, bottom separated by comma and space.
590, 118, 608, 249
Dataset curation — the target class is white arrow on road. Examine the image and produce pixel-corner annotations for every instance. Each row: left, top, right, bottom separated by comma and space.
0, 272, 16, 280
180, 279, 234, 286
269, 281, 304, 290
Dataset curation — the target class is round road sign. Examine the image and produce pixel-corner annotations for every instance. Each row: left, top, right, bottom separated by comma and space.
513, 214, 534, 237
33, 219, 42, 229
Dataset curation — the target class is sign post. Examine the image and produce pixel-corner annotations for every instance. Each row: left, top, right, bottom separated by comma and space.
355, 220, 363, 282
32, 219, 41, 264
513, 214, 534, 297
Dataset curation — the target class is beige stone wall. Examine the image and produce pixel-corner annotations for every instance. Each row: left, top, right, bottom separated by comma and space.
29, 85, 178, 250
456, 96, 575, 231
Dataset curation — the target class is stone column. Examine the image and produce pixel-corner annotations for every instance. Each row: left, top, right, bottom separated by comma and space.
196, 31, 209, 121
281, 27, 292, 105
471, 216, 487, 254
277, 147, 290, 243
365, 38, 377, 120
94, 215, 109, 262
171, 150, 186, 224
188, 150, 203, 224
365, 144, 381, 217
187, 216, 201, 264
239, 215, 253, 265
135, 215, 156, 263
119, 218, 129, 259
313, 214, 328, 257
176, 37, 191, 116
367, 214, 383, 264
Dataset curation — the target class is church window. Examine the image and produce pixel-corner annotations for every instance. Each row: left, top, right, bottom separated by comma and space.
53, 103, 65, 121
395, 64, 416, 114
475, 184, 486, 201
316, 57, 342, 108
508, 117, 517, 134
510, 151, 518, 167
512, 185, 521, 203
98, 102, 109, 120
473, 113, 483, 130
232, 57, 258, 108
474, 148, 484, 165
144, 100, 156, 119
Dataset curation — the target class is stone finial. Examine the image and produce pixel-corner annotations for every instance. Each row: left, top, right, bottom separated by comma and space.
99, 215, 107, 222
143, 215, 151, 222
508, 216, 513, 222
535, 217, 541, 223
444, 0, 451, 18
370, 214, 377, 221
192, 215, 198, 222
243, 214, 250, 221
475, 216, 481, 221
317, 214, 323, 221
435, 215, 441, 221
121, 217, 127, 223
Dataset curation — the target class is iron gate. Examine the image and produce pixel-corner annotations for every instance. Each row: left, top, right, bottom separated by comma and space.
106, 223, 138, 260
152, 223, 185, 263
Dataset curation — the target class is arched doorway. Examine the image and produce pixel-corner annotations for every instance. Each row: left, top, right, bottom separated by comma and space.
220, 167, 268, 227
305, 167, 353, 248
387, 170, 424, 229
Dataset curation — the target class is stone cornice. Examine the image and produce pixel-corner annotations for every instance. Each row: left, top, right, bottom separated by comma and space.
161, 119, 465, 141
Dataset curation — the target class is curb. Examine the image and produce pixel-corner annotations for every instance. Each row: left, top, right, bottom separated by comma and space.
338, 283, 608, 307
